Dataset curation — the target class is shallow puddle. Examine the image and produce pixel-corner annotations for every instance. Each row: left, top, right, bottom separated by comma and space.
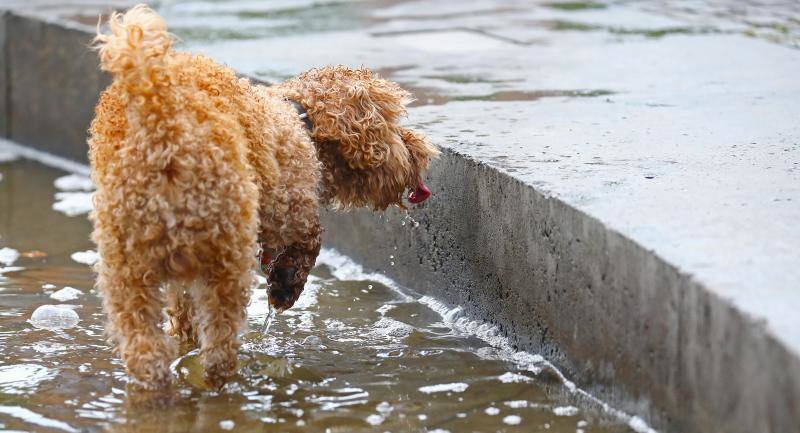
0, 149, 645, 432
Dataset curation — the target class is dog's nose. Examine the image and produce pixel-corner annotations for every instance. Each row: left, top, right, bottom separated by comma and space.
268, 266, 298, 310
408, 181, 431, 204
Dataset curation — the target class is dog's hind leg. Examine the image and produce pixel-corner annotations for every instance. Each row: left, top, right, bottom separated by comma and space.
96, 256, 175, 389
190, 253, 254, 387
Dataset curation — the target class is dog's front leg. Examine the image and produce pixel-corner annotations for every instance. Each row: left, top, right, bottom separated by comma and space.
266, 226, 322, 312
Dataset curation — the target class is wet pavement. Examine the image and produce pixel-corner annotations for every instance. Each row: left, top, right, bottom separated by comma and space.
138, 0, 800, 356
0, 148, 650, 432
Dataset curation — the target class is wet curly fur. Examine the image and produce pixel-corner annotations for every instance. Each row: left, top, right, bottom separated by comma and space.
89, 5, 438, 389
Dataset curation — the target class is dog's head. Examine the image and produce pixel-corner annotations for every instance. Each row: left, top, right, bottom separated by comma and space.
278, 66, 439, 210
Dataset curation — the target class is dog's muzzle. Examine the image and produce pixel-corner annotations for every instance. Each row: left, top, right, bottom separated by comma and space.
408, 182, 431, 204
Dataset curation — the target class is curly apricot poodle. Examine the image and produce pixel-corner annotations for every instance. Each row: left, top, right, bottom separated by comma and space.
89, 4, 438, 389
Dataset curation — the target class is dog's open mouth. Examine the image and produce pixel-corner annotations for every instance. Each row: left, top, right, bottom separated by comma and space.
407, 182, 431, 204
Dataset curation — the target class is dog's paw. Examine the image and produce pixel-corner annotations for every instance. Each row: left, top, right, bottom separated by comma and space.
203, 360, 237, 389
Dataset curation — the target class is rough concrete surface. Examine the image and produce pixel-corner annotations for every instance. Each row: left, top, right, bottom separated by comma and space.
1, 1, 799, 432
0, 10, 8, 138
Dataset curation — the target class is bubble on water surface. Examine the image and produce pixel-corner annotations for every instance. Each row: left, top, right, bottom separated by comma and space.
53, 192, 94, 216
375, 401, 393, 414
54, 174, 94, 191
485, 406, 500, 415
0, 247, 20, 266
219, 420, 235, 430
365, 413, 384, 425
70, 250, 99, 266
502, 415, 522, 425
50, 286, 83, 302
29, 304, 80, 329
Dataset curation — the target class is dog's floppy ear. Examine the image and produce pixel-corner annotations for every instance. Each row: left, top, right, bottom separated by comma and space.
335, 83, 393, 169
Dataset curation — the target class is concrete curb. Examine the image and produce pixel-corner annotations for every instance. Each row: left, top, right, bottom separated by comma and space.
0, 11, 110, 162
1, 9, 797, 433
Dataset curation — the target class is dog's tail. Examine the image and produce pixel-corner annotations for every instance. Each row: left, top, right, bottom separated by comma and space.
93, 4, 172, 95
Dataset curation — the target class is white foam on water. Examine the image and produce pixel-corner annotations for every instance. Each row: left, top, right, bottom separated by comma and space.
54, 174, 94, 191
0, 148, 20, 163
0, 139, 90, 176
0, 248, 20, 266
629, 416, 658, 433
317, 248, 659, 432
219, 420, 235, 430
29, 305, 80, 330
553, 405, 579, 416
418, 382, 469, 394
429, 429, 450, 433
53, 191, 94, 217
316, 248, 414, 301
375, 304, 395, 315
418, 294, 658, 432
502, 415, 522, 425
71, 250, 99, 266
504, 400, 529, 409
367, 317, 414, 339
485, 407, 500, 415
49, 287, 83, 302
498, 372, 534, 383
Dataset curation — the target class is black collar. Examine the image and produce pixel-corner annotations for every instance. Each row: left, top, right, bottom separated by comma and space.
286, 98, 313, 132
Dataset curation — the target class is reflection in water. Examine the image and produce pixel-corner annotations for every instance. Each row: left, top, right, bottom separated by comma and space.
0, 156, 643, 432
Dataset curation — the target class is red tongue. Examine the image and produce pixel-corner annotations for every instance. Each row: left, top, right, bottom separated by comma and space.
408, 182, 431, 204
